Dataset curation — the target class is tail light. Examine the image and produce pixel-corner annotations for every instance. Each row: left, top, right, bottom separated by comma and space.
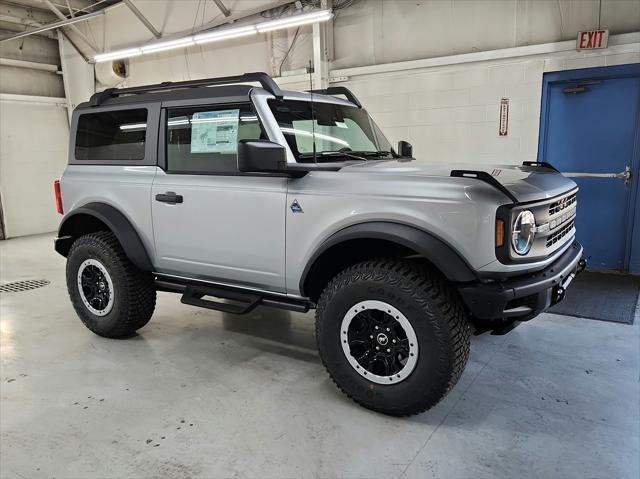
54, 180, 63, 215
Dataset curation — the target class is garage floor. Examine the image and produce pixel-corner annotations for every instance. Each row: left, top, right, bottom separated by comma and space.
1, 234, 638, 479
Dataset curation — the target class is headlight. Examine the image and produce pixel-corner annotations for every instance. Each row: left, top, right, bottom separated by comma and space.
511, 210, 536, 255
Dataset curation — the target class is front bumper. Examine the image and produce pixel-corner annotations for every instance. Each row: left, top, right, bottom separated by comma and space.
458, 240, 584, 322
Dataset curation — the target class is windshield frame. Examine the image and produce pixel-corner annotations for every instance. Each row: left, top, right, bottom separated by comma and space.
265, 96, 393, 163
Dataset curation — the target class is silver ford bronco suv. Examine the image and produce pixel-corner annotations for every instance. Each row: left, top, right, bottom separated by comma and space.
54, 72, 585, 416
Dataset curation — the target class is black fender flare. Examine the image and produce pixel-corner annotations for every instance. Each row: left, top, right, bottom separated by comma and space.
55, 202, 153, 271
299, 221, 478, 296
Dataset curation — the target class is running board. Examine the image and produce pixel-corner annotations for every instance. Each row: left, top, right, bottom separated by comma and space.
155, 276, 311, 315
181, 284, 262, 314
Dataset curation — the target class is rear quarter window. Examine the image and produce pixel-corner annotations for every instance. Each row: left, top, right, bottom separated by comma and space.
75, 109, 148, 161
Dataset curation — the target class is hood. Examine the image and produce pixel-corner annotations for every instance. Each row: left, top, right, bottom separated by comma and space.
342, 160, 576, 203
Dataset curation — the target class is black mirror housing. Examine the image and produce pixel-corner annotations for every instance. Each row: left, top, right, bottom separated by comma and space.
398, 140, 413, 158
237, 140, 287, 174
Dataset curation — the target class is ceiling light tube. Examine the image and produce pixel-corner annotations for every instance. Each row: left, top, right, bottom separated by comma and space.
141, 37, 195, 54
93, 9, 333, 63
194, 25, 258, 44
256, 10, 333, 33
94, 47, 142, 63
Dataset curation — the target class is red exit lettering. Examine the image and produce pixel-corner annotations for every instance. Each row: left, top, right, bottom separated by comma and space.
577, 30, 609, 50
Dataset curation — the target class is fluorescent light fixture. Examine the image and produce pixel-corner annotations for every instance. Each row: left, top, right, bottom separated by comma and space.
256, 10, 333, 33
141, 37, 195, 54
280, 127, 349, 147
93, 9, 332, 63
194, 25, 257, 45
95, 47, 142, 63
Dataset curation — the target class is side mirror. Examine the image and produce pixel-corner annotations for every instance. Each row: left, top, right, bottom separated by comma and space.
398, 140, 413, 158
237, 140, 287, 174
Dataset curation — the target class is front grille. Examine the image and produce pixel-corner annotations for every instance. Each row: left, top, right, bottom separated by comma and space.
546, 219, 575, 248
549, 193, 577, 215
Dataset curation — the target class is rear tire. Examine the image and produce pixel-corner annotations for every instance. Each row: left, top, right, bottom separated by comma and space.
315, 258, 470, 416
66, 231, 156, 338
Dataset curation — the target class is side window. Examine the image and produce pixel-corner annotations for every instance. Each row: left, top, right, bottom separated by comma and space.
75, 109, 147, 161
166, 104, 264, 174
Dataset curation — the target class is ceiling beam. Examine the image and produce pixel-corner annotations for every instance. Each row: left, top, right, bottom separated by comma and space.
0, 22, 58, 39
42, 0, 97, 51
122, 0, 160, 38
0, 7, 101, 43
0, 57, 58, 71
212, 0, 231, 17
3, 0, 94, 15
0, 2, 57, 24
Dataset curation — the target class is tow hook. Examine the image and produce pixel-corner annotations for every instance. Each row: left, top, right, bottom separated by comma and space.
553, 285, 566, 304
577, 258, 587, 274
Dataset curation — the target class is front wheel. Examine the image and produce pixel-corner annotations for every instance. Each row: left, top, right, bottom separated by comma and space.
315, 259, 470, 416
66, 231, 156, 338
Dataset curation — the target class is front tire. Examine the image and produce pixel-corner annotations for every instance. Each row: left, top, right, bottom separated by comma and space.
66, 231, 156, 338
315, 259, 470, 416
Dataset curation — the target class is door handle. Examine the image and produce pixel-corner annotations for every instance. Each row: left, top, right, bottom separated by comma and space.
155, 192, 183, 204
563, 166, 632, 185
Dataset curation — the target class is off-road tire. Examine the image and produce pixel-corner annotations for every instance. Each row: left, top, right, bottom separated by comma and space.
315, 258, 470, 416
66, 231, 156, 338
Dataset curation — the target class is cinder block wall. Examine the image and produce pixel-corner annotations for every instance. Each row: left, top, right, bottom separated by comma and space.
340, 45, 639, 165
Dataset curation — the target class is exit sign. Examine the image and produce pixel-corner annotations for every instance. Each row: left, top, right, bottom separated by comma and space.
576, 29, 609, 50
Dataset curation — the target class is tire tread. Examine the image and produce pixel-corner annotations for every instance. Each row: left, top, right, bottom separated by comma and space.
316, 258, 470, 416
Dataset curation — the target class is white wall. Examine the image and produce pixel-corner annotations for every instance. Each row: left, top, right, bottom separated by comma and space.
336, 37, 640, 164
0, 30, 69, 238
0, 100, 69, 237
80, 0, 640, 83
77, 0, 639, 165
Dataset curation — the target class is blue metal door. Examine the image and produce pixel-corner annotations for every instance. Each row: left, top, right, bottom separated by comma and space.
539, 65, 640, 271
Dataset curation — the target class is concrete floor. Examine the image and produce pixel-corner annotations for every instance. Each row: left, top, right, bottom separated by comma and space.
1, 233, 638, 479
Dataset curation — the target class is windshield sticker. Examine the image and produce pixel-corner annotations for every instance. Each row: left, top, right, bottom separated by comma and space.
190, 109, 240, 154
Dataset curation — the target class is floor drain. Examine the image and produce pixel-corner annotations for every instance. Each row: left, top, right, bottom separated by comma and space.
0, 279, 50, 293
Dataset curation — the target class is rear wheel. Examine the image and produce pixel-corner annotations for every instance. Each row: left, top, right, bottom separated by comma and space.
315, 258, 470, 416
66, 231, 156, 338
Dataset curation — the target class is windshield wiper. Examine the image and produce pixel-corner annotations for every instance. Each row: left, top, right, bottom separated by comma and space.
299, 151, 368, 162
349, 150, 392, 158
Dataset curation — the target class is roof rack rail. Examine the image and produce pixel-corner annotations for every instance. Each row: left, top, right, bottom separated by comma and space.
450, 170, 518, 203
307, 86, 362, 108
89, 71, 283, 107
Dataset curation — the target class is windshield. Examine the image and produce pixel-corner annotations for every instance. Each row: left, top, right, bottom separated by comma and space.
268, 99, 392, 161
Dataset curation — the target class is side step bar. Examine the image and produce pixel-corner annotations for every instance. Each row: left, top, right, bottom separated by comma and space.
155, 277, 311, 315
181, 284, 262, 314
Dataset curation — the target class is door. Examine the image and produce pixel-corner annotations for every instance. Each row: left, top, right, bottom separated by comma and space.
539, 64, 640, 271
151, 102, 287, 292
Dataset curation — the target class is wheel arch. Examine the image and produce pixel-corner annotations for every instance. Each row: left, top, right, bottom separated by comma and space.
55, 202, 153, 271
299, 222, 477, 301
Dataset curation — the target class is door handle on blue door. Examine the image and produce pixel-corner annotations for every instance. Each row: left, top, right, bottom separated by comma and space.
155, 192, 183, 204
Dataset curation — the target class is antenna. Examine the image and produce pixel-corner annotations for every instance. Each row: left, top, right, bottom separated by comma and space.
309, 60, 317, 165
